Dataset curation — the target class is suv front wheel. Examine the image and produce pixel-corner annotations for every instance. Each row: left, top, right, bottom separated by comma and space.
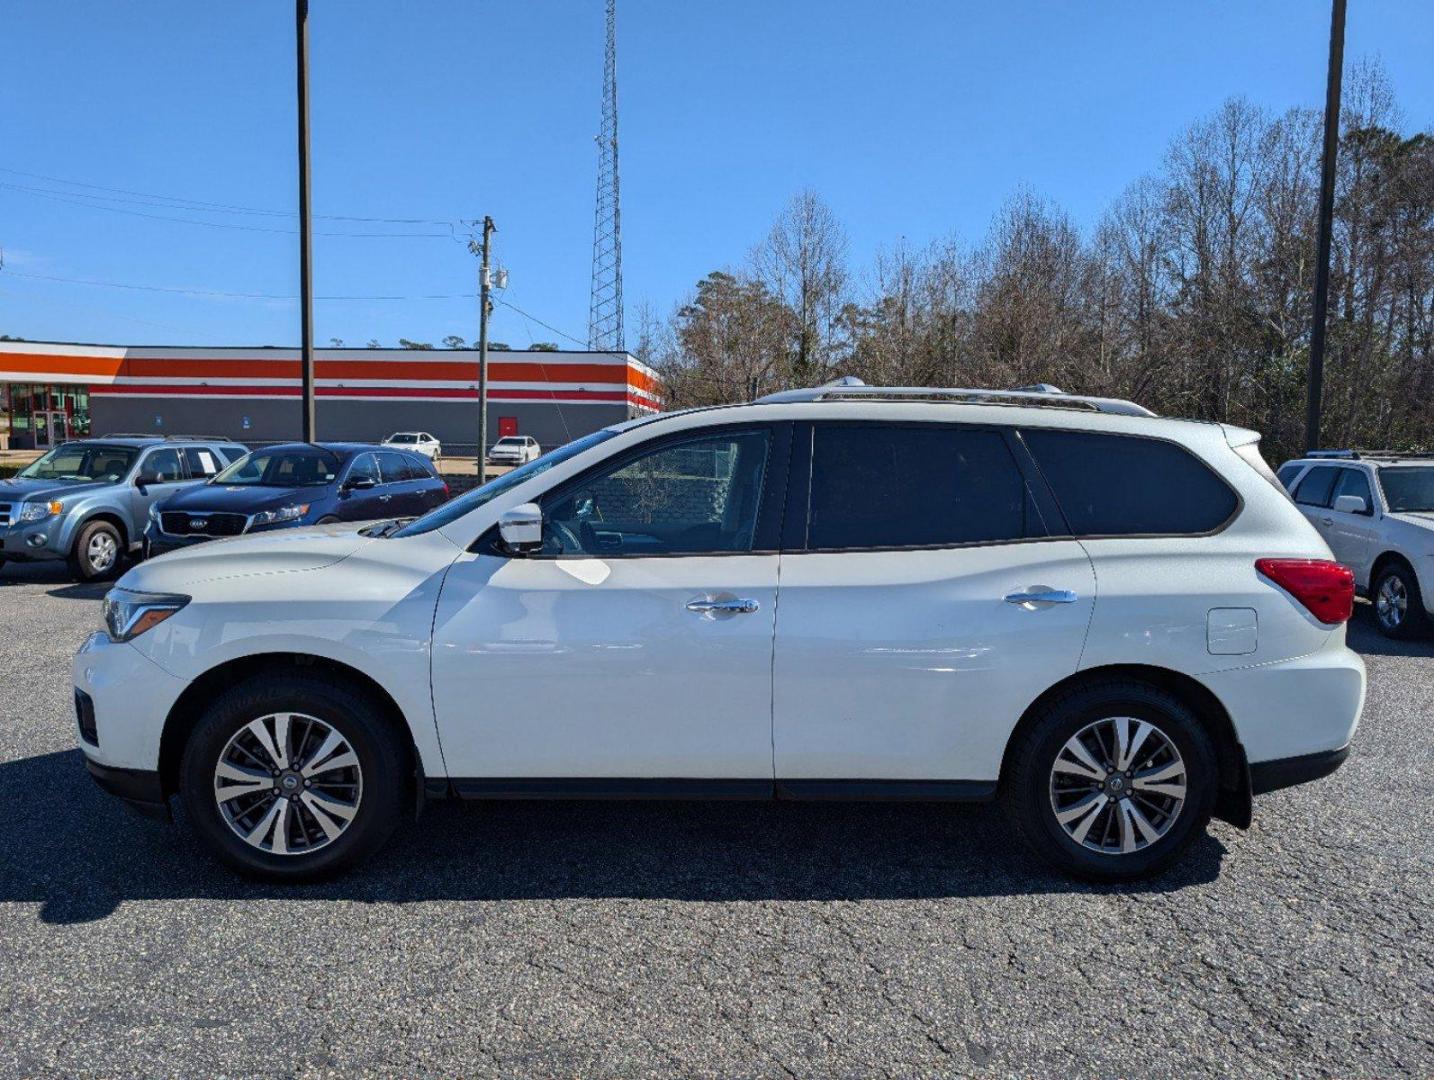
69, 519, 124, 581
1002, 681, 1217, 881
179, 673, 409, 880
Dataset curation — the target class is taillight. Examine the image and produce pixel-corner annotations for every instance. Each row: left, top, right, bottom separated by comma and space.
1255, 558, 1354, 624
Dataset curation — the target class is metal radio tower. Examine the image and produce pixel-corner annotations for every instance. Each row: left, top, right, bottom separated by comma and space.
587, 0, 624, 352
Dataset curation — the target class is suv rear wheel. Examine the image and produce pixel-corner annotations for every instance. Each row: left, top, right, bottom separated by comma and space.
179, 673, 409, 880
69, 519, 123, 581
1372, 561, 1427, 639
1002, 680, 1217, 881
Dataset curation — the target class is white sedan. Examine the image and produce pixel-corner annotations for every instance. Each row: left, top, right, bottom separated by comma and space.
487, 435, 541, 465
383, 432, 441, 461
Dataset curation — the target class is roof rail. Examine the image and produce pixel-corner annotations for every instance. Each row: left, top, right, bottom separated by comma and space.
1306, 449, 1359, 459
755, 379, 1156, 417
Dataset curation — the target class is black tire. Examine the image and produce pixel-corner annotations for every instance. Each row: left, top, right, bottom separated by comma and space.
1001, 680, 1218, 882
1371, 561, 1428, 640
179, 672, 410, 881
68, 519, 124, 581
316, 515, 341, 525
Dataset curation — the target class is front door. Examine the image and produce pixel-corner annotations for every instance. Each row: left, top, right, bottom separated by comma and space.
772, 422, 1097, 785
47, 412, 68, 446
430, 425, 785, 781
1324, 466, 1381, 586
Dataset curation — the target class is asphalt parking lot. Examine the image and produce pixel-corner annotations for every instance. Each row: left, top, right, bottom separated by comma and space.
0, 560, 1429, 1079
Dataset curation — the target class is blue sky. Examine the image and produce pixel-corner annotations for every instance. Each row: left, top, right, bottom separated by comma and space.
1, 0, 1430, 350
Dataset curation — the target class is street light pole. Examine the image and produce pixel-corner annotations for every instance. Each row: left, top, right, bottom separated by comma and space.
296, 0, 316, 442
476, 215, 496, 478
1305, 0, 1347, 453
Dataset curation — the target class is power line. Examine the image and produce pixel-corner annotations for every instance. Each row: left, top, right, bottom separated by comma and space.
1, 268, 470, 301
0, 166, 455, 225
499, 298, 589, 349
1, 184, 453, 238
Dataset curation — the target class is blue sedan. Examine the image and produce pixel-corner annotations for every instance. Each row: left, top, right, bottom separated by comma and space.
144, 442, 449, 556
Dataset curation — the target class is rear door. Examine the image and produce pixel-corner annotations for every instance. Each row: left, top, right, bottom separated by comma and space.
771, 421, 1096, 788
1291, 465, 1341, 549
376, 450, 424, 515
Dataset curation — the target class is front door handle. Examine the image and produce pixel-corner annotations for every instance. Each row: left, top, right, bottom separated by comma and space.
1321, 517, 1334, 526
379, 494, 392, 502
686, 597, 760, 615
1004, 587, 1078, 606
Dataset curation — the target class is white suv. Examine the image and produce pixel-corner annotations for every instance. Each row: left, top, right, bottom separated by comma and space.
1277, 451, 1434, 638
74, 384, 1364, 882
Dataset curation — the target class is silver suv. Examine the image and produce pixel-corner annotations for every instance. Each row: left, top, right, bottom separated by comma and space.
0, 435, 246, 580
1277, 450, 1434, 638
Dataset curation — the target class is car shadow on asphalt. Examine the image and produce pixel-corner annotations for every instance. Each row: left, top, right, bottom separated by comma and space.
1346, 604, 1434, 657
1, 749, 1227, 924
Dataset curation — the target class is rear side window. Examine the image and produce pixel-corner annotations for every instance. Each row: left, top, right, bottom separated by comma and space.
183, 447, 222, 478
376, 451, 413, 483
1294, 466, 1339, 508
1024, 429, 1237, 536
806, 425, 1041, 549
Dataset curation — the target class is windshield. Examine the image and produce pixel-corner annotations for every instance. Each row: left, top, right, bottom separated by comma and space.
1379, 466, 1434, 513
496, 437, 523, 446
393, 429, 619, 538
388, 434, 418, 444
212, 448, 339, 487
17, 444, 137, 483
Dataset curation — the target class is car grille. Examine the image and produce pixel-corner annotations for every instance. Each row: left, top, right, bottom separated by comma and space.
160, 511, 248, 537
0, 502, 11, 527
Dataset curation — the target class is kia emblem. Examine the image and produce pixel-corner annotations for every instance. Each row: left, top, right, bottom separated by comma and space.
189, 518, 207, 530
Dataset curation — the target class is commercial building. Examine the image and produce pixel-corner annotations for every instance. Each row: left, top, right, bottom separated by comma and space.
0, 340, 660, 451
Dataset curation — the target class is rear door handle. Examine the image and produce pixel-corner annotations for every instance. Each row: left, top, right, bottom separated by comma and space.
1321, 517, 1334, 526
1004, 588, 1078, 606
379, 494, 392, 502
686, 597, 760, 615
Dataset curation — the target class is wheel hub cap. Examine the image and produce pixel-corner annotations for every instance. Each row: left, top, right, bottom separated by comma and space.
1049, 716, 1187, 855
213, 712, 362, 856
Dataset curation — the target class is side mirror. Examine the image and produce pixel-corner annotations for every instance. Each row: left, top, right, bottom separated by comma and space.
1333, 494, 1367, 515
498, 502, 544, 554
345, 475, 377, 491
135, 472, 158, 488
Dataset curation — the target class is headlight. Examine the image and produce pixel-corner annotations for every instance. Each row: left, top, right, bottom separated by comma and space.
102, 589, 190, 642
252, 503, 310, 526
19, 500, 63, 522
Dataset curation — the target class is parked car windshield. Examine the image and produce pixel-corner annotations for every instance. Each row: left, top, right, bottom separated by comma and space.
496, 437, 524, 446
1379, 466, 1434, 513
387, 434, 419, 444
17, 444, 137, 483
212, 448, 340, 487
394, 428, 619, 538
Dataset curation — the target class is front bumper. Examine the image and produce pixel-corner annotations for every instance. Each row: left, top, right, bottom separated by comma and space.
143, 520, 218, 557
73, 630, 191, 771
0, 517, 67, 561
84, 758, 169, 819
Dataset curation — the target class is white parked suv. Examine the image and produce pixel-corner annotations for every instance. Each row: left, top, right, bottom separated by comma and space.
382, 431, 441, 461
1277, 450, 1434, 638
74, 383, 1364, 882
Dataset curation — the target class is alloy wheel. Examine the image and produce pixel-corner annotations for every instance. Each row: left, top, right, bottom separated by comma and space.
1375, 574, 1407, 630
1048, 716, 1187, 855
88, 531, 118, 573
213, 712, 363, 855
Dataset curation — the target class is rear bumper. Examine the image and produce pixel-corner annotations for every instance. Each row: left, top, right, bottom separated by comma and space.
84, 757, 169, 819
1249, 744, 1350, 795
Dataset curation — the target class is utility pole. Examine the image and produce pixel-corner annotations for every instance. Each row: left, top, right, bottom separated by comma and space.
296, 0, 316, 441
1305, 0, 1347, 453
474, 216, 496, 478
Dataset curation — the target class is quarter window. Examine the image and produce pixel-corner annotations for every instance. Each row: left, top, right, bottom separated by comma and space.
1293, 466, 1339, 508
541, 430, 771, 556
1024, 429, 1238, 536
806, 425, 1039, 550
1276, 463, 1304, 491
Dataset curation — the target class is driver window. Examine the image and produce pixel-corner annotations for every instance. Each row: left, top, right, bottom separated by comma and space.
540, 430, 771, 556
